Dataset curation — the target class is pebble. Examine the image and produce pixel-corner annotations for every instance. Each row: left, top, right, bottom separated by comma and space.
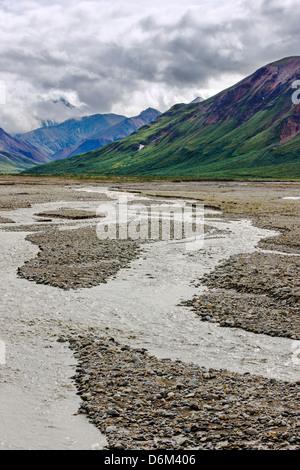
17, 226, 143, 290
182, 252, 300, 340
2, 179, 300, 451
67, 334, 300, 451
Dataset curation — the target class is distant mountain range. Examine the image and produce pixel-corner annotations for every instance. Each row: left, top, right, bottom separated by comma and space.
0, 107, 161, 173
65, 108, 162, 159
25, 56, 300, 180
0, 128, 51, 173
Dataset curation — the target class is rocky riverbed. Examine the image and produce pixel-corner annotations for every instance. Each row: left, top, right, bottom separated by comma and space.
17, 226, 143, 290
64, 181, 300, 451
0, 177, 299, 450
64, 334, 300, 450
182, 251, 300, 340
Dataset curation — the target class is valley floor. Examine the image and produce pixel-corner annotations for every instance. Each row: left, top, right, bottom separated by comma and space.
0, 176, 299, 450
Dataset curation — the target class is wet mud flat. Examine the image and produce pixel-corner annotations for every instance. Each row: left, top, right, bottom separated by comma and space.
0, 176, 300, 450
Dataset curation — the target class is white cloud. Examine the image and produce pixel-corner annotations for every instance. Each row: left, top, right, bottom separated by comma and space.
0, 0, 299, 133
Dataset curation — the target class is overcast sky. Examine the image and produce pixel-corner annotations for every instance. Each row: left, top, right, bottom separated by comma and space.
0, 0, 299, 134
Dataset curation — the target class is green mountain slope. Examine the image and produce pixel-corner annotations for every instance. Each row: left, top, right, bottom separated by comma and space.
0, 153, 41, 174
25, 56, 300, 179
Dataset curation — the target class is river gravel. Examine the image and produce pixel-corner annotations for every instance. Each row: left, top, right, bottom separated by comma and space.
0, 182, 299, 450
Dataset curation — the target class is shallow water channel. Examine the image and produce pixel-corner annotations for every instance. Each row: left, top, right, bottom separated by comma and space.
0, 185, 299, 450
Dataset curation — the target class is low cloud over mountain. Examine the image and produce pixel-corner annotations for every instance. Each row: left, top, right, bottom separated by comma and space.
0, 0, 299, 134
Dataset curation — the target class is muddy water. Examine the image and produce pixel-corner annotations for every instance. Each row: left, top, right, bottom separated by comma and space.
0, 185, 299, 450
0, 230, 106, 450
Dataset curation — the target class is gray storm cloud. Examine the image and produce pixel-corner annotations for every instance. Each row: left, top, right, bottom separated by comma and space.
0, 0, 299, 133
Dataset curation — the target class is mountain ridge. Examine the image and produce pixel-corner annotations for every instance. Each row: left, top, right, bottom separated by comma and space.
24, 56, 300, 179
0, 107, 161, 173
17, 107, 161, 162
67, 108, 161, 158
17, 113, 127, 160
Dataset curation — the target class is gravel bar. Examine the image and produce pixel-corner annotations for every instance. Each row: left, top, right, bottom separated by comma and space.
61, 334, 300, 450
